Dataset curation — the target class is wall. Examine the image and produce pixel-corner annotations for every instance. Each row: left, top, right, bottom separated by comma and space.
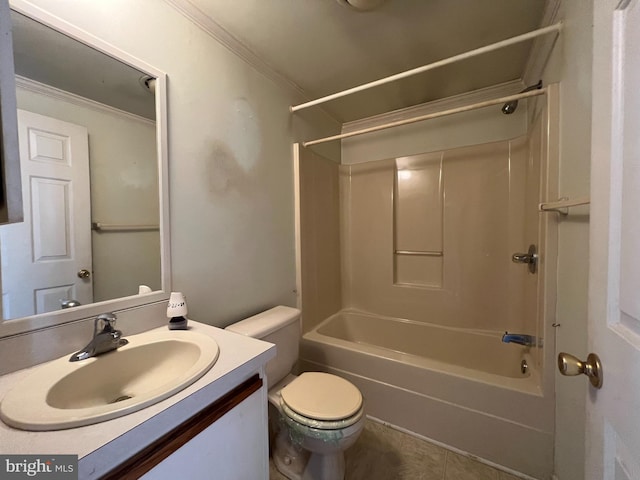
539, 1, 593, 479
296, 145, 342, 333
15, 83, 160, 302
341, 135, 540, 337
342, 102, 527, 165
19, 0, 341, 326
0, 0, 22, 226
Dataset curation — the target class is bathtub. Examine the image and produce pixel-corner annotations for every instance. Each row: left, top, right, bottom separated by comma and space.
299, 310, 554, 479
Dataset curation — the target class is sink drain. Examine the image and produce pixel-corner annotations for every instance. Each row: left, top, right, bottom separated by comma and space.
109, 395, 132, 404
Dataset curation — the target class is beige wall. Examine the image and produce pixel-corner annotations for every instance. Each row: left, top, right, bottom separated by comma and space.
297, 146, 342, 333
21, 0, 341, 326
342, 103, 527, 165
15, 85, 161, 302
540, 2, 593, 479
341, 134, 542, 335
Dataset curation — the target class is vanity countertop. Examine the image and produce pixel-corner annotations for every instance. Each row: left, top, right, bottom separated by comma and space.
0, 320, 275, 478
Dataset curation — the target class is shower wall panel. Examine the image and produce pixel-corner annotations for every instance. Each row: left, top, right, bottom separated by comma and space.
524, 113, 546, 367
297, 146, 342, 333
343, 136, 540, 332
394, 153, 444, 287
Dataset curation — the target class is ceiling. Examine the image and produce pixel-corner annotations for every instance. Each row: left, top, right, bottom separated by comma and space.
10, 1, 549, 124
11, 11, 156, 120
184, 0, 549, 122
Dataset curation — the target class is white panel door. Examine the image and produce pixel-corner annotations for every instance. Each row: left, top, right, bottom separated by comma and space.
587, 0, 640, 478
0, 110, 92, 319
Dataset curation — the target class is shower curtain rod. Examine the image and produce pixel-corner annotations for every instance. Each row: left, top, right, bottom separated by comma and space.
291, 22, 562, 113
302, 88, 547, 147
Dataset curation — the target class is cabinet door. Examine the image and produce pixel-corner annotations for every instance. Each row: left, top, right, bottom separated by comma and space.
141, 388, 268, 480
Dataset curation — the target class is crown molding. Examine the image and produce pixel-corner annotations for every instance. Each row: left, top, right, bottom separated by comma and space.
163, 0, 308, 98
342, 80, 525, 133
523, 0, 561, 86
163, 0, 342, 123
15, 75, 156, 126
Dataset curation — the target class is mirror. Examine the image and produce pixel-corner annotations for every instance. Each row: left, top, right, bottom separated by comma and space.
0, 0, 23, 226
0, 6, 170, 337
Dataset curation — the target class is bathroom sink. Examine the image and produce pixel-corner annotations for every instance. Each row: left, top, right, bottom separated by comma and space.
0, 329, 219, 431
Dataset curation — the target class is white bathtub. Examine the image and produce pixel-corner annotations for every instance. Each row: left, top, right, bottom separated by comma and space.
299, 310, 554, 479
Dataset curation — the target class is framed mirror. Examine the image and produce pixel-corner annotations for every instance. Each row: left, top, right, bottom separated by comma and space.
0, 0, 23, 225
0, 1, 170, 337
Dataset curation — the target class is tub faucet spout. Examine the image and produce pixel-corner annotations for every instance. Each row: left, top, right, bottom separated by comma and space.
502, 332, 537, 347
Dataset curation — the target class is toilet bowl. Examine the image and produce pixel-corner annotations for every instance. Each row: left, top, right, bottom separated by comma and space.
268, 373, 365, 480
225, 306, 365, 480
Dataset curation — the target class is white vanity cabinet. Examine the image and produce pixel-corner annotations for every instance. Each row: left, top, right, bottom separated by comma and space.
96, 373, 271, 480
142, 385, 266, 480
0, 322, 275, 480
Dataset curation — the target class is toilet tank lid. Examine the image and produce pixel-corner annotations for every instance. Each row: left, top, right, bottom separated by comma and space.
225, 306, 300, 338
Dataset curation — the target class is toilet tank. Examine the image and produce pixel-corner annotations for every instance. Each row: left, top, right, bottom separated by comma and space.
225, 306, 301, 388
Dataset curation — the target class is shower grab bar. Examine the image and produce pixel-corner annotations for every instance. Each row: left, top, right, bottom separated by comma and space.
395, 250, 443, 257
291, 22, 562, 113
302, 88, 547, 147
92, 222, 159, 232
539, 197, 590, 214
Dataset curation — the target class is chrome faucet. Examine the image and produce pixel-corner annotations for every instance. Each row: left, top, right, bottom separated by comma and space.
502, 332, 539, 347
69, 313, 128, 362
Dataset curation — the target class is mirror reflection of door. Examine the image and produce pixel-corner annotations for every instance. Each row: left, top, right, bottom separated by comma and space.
0, 110, 92, 318
0, 10, 161, 324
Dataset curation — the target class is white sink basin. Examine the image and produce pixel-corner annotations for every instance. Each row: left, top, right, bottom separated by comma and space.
0, 329, 219, 431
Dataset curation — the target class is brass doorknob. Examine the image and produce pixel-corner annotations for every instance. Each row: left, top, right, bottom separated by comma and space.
77, 269, 91, 279
557, 352, 603, 389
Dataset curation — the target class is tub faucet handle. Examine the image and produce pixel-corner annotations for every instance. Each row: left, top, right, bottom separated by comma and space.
511, 244, 538, 274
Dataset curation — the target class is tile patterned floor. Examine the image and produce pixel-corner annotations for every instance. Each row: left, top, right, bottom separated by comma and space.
269, 419, 524, 480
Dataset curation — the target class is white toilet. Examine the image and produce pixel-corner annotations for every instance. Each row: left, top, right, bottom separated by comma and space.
226, 306, 365, 480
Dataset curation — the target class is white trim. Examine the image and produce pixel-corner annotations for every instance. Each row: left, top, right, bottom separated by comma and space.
293, 144, 303, 311
15, 76, 156, 126
523, 0, 562, 86
342, 80, 524, 134
154, 72, 171, 297
9, 0, 164, 80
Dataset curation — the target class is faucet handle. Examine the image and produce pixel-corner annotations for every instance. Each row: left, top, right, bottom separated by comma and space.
95, 312, 117, 332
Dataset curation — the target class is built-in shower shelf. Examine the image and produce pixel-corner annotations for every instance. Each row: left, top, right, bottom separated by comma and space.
538, 197, 590, 214
394, 250, 443, 257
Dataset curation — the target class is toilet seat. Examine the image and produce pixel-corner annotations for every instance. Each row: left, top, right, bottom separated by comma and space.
280, 400, 364, 430
279, 372, 363, 429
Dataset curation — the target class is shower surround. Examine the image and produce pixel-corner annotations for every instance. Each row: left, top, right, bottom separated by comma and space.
293, 87, 558, 479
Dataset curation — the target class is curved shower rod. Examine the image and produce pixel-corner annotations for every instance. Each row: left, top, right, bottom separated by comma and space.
302, 88, 547, 147
291, 22, 562, 114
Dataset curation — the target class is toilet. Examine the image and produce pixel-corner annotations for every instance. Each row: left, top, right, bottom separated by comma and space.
226, 306, 365, 480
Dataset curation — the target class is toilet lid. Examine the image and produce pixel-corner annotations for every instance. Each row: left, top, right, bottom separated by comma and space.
280, 372, 362, 421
